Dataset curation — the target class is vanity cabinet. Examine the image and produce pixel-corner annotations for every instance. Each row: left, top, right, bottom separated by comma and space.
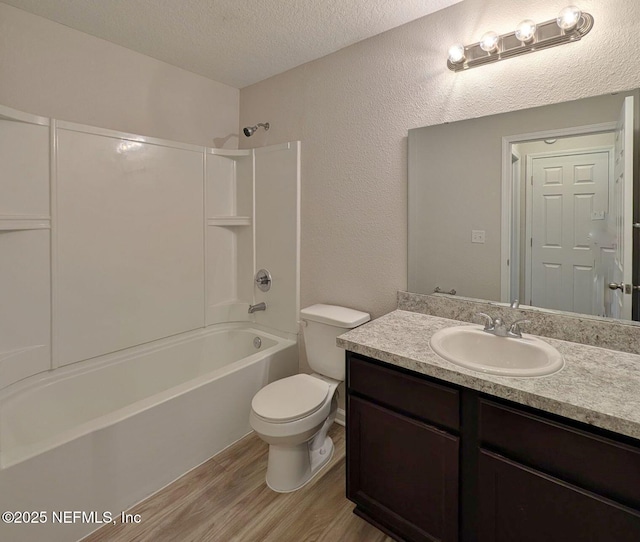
477, 400, 640, 541
348, 397, 459, 541
347, 355, 460, 541
478, 451, 640, 541
346, 352, 640, 542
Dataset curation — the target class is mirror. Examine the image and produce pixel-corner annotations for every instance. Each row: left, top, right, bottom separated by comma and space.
408, 90, 639, 322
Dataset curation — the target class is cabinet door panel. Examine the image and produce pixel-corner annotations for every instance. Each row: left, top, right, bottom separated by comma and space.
480, 399, 640, 509
478, 450, 640, 542
348, 354, 459, 431
348, 395, 459, 542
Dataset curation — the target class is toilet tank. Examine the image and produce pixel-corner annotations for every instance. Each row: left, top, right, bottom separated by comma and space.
301, 304, 370, 381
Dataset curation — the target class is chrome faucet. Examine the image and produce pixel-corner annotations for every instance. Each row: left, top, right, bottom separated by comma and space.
510, 298, 520, 309
476, 313, 530, 338
248, 302, 266, 314
507, 318, 531, 338
477, 313, 509, 336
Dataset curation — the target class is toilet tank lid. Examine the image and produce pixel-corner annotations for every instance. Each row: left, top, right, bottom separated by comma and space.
300, 304, 370, 328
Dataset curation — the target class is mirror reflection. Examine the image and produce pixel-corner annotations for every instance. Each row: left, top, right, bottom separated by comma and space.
408, 90, 639, 322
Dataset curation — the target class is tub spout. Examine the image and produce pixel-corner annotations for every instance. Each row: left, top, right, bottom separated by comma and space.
248, 302, 266, 314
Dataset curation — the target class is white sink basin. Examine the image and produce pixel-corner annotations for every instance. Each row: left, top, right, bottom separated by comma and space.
429, 325, 564, 377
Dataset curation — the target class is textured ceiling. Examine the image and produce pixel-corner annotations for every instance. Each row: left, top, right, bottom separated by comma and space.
1, 0, 461, 88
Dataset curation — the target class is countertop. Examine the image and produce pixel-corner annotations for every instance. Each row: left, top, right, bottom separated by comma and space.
337, 310, 640, 440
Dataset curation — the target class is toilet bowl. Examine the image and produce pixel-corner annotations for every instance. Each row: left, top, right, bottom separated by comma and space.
250, 304, 370, 492
250, 373, 339, 492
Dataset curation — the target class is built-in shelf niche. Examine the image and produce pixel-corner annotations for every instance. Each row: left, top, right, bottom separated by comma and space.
205, 149, 254, 325
0, 106, 52, 389
207, 217, 251, 227
0, 217, 50, 231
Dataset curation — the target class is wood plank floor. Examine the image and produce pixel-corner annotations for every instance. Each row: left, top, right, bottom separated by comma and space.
84, 424, 393, 542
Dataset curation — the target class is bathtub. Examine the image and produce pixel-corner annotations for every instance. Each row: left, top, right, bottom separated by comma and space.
0, 324, 297, 542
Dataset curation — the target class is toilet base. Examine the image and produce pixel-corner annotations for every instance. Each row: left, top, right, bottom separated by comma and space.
266, 436, 334, 493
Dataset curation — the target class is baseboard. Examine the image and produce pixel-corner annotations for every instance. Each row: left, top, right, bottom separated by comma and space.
335, 408, 345, 426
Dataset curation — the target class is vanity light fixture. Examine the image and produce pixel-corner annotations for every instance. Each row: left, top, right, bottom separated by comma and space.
557, 5, 582, 30
447, 44, 466, 64
479, 31, 499, 53
447, 5, 593, 72
514, 20, 537, 43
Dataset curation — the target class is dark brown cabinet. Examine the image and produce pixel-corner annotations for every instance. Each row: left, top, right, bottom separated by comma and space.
346, 352, 640, 542
478, 450, 640, 542
348, 395, 459, 541
347, 354, 461, 541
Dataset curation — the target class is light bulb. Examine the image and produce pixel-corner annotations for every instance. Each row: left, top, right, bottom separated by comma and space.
515, 19, 537, 42
557, 5, 582, 30
448, 44, 466, 64
480, 31, 499, 53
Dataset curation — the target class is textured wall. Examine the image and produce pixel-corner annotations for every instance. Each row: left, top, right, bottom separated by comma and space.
0, 0, 462, 88
240, 0, 640, 322
0, 3, 239, 147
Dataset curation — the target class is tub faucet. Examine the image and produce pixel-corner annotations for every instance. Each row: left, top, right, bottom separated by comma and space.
248, 302, 266, 314
510, 298, 520, 309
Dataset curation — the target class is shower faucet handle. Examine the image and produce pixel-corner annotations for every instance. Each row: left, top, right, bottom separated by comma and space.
254, 269, 272, 292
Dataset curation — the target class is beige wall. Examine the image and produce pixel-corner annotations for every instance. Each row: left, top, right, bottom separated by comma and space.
0, 3, 239, 147
240, 0, 640, 323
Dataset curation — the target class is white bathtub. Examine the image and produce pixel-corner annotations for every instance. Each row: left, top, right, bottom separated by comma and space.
0, 324, 297, 542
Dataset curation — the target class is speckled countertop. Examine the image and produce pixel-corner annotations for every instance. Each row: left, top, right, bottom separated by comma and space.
337, 310, 640, 440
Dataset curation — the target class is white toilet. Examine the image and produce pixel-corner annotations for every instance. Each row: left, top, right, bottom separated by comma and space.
249, 304, 370, 492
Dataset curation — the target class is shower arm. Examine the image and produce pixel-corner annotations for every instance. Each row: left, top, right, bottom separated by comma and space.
242, 122, 270, 137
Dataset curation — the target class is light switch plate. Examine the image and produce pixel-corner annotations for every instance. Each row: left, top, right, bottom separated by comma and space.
471, 230, 485, 244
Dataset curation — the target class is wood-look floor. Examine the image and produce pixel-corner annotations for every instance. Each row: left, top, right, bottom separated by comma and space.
84, 424, 393, 542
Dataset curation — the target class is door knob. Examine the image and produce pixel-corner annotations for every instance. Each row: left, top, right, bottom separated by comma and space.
608, 282, 640, 293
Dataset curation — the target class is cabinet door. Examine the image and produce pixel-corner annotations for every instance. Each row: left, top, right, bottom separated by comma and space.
478, 450, 640, 542
347, 395, 459, 542
479, 399, 640, 510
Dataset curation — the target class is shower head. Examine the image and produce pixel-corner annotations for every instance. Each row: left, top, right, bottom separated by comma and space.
243, 122, 270, 137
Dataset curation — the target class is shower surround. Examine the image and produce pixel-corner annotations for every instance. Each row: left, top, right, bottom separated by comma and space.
0, 104, 300, 542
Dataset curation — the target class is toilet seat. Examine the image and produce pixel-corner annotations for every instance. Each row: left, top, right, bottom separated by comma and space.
251, 374, 330, 423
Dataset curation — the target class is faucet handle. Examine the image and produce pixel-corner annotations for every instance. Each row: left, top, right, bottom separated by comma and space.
508, 319, 531, 337
475, 312, 495, 330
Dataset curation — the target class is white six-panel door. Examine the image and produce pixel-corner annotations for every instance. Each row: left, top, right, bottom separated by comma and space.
529, 150, 610, 314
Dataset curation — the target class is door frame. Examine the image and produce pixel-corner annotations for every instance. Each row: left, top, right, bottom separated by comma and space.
510, 149, 521, 302
500, 122, 617, 303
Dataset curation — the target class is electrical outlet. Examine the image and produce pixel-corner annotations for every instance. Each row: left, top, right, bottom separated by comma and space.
471, 230, 485, 244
